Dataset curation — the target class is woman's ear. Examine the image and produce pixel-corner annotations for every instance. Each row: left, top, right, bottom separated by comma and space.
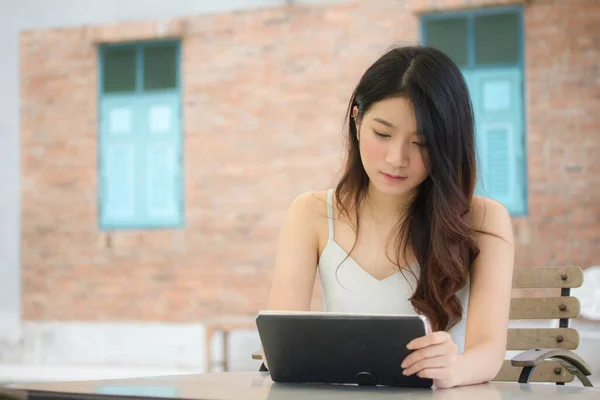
352, 106, 360, 141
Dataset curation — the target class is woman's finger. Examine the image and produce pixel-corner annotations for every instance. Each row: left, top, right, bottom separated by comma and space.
401, 342, 454, 369
403, 355, 456, 376
407, 331, 451, 350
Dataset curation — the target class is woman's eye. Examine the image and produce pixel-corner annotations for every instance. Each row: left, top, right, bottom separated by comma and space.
374, 131, 391, 138
413, 141, 427, 147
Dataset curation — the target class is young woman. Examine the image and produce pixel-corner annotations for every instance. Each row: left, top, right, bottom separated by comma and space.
264, 45, 515, 389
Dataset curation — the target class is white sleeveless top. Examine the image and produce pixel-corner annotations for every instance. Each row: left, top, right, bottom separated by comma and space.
317, 189, 470, 353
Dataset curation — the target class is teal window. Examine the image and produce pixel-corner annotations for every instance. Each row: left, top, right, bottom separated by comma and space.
422, 7, 527, 216
98, 41, 183, 229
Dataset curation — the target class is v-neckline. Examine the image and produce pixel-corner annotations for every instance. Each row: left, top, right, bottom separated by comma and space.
328, 240, 405, 283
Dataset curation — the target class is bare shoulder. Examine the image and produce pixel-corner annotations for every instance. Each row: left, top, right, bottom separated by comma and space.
287, 190, 329, 218
467, 195, 514, 245
283, 190, 330, 232
286, 190, 331, 246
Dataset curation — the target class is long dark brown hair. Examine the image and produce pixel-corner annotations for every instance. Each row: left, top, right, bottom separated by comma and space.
335, 45, 480, 332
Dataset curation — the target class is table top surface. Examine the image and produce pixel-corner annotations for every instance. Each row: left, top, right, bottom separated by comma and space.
3, 371, 599, 400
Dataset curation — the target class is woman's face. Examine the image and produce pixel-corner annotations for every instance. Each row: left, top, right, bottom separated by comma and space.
354, 97, 430, 197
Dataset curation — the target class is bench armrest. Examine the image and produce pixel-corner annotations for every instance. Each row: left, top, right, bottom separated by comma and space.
511, 348, 593, 387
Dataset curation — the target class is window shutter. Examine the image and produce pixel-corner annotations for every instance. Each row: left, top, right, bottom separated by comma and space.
470, 67, 526, 215
99, 98, 138, 228
141, 93, 183, 227
462, 70, 485, 195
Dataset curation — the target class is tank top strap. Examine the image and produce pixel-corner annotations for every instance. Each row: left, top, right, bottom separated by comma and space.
327, 188, 334, 240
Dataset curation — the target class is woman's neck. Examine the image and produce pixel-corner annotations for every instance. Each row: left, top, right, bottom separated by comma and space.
362, 184, 412, 226
359, 184, 415, 266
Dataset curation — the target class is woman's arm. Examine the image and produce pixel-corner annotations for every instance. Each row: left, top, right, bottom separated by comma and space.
266, 192, 321, 310
455, 196, 515, 386
260, 192, 322, 367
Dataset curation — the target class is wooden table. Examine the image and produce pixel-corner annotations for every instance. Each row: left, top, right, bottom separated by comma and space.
2, 372, 599, 399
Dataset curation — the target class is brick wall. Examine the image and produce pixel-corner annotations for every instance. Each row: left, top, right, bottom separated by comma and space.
20, 0, 600, 321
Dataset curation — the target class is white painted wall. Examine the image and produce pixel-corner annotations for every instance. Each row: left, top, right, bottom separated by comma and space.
0, 321, 263, 382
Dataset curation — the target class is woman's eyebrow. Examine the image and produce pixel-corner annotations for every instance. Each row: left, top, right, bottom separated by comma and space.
373, 117, 418, 135
372, 117, 397, 129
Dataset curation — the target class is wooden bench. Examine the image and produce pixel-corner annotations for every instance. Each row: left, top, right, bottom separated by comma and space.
493, 265, 592, 386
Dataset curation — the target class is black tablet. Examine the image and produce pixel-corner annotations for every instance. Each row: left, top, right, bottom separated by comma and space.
256, 310, 433, 388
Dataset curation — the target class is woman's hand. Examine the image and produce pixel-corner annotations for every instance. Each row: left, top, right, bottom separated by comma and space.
401, 331, 460, 389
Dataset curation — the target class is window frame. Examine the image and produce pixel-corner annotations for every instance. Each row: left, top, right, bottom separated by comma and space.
420, 5, 525, 71
97, 40, 184, 230
99, 40, 182, 95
